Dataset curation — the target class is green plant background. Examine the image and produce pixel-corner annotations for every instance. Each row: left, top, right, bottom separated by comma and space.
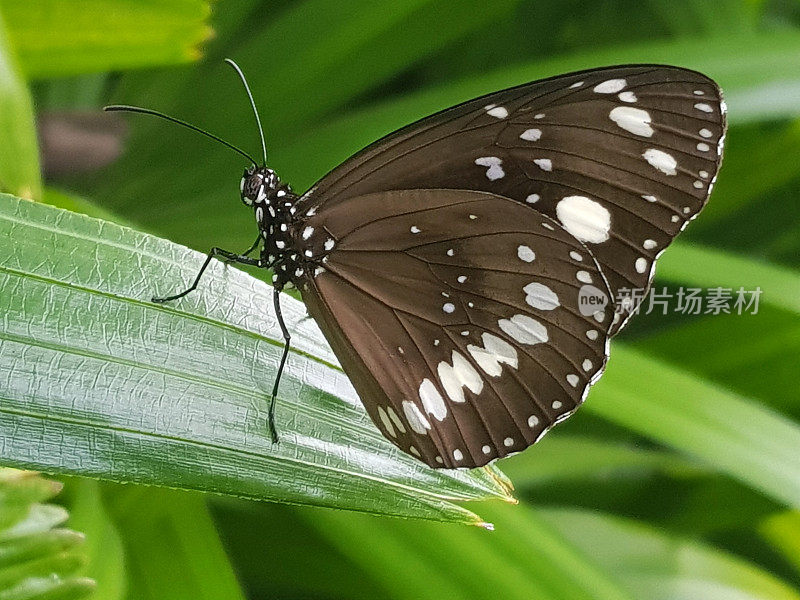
1, 0, 800, 598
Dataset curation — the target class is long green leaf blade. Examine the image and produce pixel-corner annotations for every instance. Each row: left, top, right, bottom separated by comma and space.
0, 13, 40, 199
659, 243, 800, 315
0, 194, 512, 524
587, 345, 800, 509
542, 507, 800, 600
0, 0, 212, 78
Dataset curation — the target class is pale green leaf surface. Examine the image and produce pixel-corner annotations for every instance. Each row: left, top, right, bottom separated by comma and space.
586, 345, 800, 509
0, 194, 512, 524
542, 508, 800, 600
0, 0, 212, 79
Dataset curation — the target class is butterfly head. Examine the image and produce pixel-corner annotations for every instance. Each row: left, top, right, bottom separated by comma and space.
240, 166, 279, 207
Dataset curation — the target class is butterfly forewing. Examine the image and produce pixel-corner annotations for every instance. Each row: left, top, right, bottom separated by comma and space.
297, 189, 612, 468
299, 65, 726, 334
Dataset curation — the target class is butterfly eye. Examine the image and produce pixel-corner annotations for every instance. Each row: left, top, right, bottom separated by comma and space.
240, 171, 263, 206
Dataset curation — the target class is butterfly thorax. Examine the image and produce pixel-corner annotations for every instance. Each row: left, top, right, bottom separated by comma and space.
240, 165, 335, 289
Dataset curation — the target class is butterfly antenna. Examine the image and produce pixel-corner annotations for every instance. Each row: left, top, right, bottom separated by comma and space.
224, 58, 268, 165
103, 104, 259, 166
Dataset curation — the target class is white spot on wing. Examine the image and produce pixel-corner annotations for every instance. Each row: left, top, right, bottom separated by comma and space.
443, 302, 455, 313
609, 106, 653, 137
643, 239, 657, 250
498, 314, 548, 345
528, 415, 539, 427
700, 128, 713, 138
635, 257, 648, 273
586, 329, 598, 340
556, 196, 611, 243
517, 245, 535, 262
410, 225, 420, 233
387, 406, 405, 433
534, 158, 552, 171
566, 374, 579, 387
524, 282, 560, 310
576, 270, 592, 284
520, 128, 541, 141
467, 333, 518, 377
402, 401, 430, 434
302, 226, 314, 240
438, 352, 483, 403
525, 193, 540, 204
377, 406, 396, 438
419, 378, 447, 421
642, 195, 657, 203
453, 449, 463, 461
643, 148, 677, 175
593, 78, 627, 93
486, 105, 508, 119
475, 156, 505, 180
694, 102, 713, 113
503, 437, 514, 447
618, 91, 637, 103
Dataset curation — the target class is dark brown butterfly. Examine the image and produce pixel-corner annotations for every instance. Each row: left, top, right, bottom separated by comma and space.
107, 61, 725, 469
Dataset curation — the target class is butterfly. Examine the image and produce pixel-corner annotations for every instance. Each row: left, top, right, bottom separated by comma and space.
107, 61, 726, 469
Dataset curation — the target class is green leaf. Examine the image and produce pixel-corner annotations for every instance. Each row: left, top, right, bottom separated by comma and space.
0, 13, 40, 199
760, 511, 800, 577
586, 345, 800, 510
0, 470, 94, 600
0, 194, 512, 524
99, 485, 246, 600
305, 502, 635, 600
62, 479, 126, 600
542, 507, 800, 600
499, 435, 704, 488
658, 243, 800, 315
0, 0, 212, 79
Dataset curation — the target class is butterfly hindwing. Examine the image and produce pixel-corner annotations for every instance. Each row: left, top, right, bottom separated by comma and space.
299, 65, 726, 334
297, 189, 612, 468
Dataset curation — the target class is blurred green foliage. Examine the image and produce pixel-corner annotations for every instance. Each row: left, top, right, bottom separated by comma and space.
0, 0, 799, 598
0, 469, 94, 600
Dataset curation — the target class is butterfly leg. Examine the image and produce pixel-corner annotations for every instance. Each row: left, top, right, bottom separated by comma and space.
268, 288, 290, 444
152, 247, 261, 303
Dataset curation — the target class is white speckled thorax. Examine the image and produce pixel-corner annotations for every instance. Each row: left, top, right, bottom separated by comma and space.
240, 166, 334, 289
